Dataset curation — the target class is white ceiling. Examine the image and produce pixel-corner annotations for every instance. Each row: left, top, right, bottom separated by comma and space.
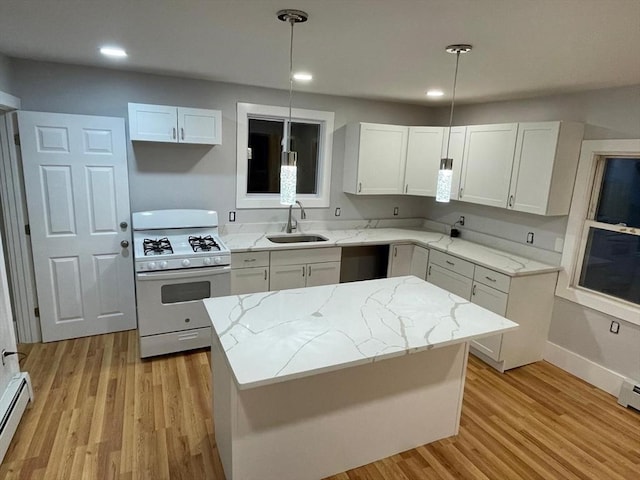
1, 0, 639, 105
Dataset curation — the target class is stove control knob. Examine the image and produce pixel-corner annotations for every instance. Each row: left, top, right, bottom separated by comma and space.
148, 262, 157, 270
203, 257, 212, 265
159, 261, 168, 269
182, 259, 191, 267
214, 256, 222, 264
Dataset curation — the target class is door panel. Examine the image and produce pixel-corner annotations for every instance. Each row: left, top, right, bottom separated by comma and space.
306, 262, 341, 287
19, 111, 135, 341
270, 264, 306, 291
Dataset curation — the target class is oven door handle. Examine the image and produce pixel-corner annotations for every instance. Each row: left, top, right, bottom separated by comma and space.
136, 266, 230, 281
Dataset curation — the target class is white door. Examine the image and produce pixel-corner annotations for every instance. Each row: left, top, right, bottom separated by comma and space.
410, 246, 429, 280
426, 263, 473, 300
177, 107, 222, 145
231, 267, 269, 294
18, 111, 136, 342
388, 244, 414, 277
358, 123, 408, 194
470, 282, 508, 360
127, 103, 177, 142
404, 127, 444, 196
269, 264, 307, 291
305, 262, 341, 287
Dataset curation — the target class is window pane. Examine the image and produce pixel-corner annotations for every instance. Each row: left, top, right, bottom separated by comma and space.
595, 157, 640, 228
247, 119, 283, 194
579, 228, 640, 304
290, 122, 320, 194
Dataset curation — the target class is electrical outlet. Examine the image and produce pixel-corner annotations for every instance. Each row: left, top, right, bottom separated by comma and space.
526, 232, 534, 244
334, 207, 341, 217
393, 207, 399, 216
459, 216, 465, 226
228, 211, 236, 222
610, 321, 620, 334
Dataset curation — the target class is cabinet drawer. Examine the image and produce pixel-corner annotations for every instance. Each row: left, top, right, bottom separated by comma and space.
139, 327, 211, 358
429, 250, 474, 278
231, 251, 270, 268
474, 265, 510, 293
270, 247, 341, 267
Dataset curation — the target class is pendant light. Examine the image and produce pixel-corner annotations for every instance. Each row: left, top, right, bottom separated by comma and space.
278, 9, 308, 206
436, 44, 472, 203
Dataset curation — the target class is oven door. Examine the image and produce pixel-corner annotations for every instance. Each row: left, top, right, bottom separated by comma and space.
136, 266, 230, 336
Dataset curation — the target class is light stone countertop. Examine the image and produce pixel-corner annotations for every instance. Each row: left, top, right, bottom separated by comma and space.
221, 226, 560, 277
205, 275, 518, 389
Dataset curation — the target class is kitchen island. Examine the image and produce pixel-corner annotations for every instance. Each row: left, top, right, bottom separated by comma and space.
204, 276, 518, 480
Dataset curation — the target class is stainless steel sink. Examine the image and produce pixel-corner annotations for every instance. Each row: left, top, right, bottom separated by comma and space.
267, 234, 329, 244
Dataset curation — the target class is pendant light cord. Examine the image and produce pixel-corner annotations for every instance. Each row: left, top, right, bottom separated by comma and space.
287, 16, 295, 152
444, 50, 461, 159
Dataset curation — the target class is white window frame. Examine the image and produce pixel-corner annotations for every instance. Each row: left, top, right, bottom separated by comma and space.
236, 102, 334, 209
557, 139, 640, 326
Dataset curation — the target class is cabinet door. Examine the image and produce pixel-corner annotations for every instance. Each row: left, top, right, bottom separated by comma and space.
404, 127, 444, 196
357, 123, 408, 194
269, 264, 307, 291
442, 127, 466, 200
388, 244, 414, 277
470, 282, 508, 361
306, 261, 341, 287
460, 124, 518, 208
128, 103, 177, 142
410, 246, 429, 280
426, 263, 472, 300
231, 267, 269, 295
508, 122, 559, 215
177, 107, 222, 145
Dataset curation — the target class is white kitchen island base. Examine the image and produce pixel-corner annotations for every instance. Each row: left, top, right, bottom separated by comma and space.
212, 339, 469, 480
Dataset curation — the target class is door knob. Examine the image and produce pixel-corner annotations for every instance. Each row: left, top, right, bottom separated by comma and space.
120, 221, 128, 229
121, 240, 129, 248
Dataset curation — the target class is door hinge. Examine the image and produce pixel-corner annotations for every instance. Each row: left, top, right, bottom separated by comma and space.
24, 224, 30, 235
14, 133, 20, 146
34, 307, 40, 318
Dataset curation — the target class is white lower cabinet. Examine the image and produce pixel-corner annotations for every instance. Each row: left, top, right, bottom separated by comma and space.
388, 244, 430, 279
230, 252, 269, 294
270, 247, 341, 291
426, 249, 557, 372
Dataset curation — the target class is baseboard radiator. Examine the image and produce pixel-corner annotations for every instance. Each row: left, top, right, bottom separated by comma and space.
618, 380, 640, 412
0, 373, 33, 464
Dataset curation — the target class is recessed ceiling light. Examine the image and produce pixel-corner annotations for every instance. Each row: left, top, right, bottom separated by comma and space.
293, 72, 313, 81
100, 46, 127, 58
426, 90, 444, 97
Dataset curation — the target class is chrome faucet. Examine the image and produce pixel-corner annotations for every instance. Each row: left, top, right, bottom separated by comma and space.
286, 200, 306, 233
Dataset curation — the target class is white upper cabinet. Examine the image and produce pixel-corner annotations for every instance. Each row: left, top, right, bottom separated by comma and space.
441, 126, 466, 201
508, 121, 584, 215
128, 103, 222, 145
404, 127, 445, 196
459, 123, 518, 208
344, 123, 408, 194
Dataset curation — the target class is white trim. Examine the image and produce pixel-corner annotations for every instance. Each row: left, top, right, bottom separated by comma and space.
544, 341, 625, 396
0, 91, 20, 111
236, 102, 334, 209
556, 139, 640, 326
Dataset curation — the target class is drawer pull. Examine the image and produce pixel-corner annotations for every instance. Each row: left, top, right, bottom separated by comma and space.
446, 260, 455, 266
428, 265, 432, 276
308, 265, 312, 276
485, 276, 496, 282
172, 127, 176, 140
264, 269, 267, 280
302, 266, 305, 277
472, 284, 477, 295
244, 258, 257, 263
358, 182, 362, 193
178, 333, 198, 341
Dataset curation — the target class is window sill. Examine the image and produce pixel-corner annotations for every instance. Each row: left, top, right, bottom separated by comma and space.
555, 279, 640, 327
236, 194, 329, 209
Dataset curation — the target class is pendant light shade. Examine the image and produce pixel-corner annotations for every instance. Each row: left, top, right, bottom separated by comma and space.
278, 9, 308, 206
436, 44, 472, 203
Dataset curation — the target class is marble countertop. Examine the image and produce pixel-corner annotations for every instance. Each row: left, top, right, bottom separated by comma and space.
221, 227, 559, 277
205, 276, 518, 389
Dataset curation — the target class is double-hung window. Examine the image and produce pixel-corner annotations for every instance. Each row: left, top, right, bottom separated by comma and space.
236, 103, 335, 209
558, 139, 640, 325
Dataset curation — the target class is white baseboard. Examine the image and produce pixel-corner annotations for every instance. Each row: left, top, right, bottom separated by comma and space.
544, 342, 625, 396
0, 372, 33, 463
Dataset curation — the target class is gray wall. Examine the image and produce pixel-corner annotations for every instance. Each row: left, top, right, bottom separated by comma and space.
430, 85, 640, 381
0, 53, 12, 94
11, 59, 435, 225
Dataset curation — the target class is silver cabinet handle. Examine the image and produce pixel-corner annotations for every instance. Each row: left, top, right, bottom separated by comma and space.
394, 247, 398, 257
120, 240, 129, 248
446, 260, 454, 266
302, 266, 305, 277
358, 182, 362, 193
172, 127, 176, 140
181, 127, 185, 140
485, 276, 496, 282
308, 265, 312, 277
472, 284, 477, 296
264, 269, 267, 281
120, 221, 128, 229
405, 184, 408, 193
459, 187, 463, 198
428, 265, 432, 276
244, 258, 256, 263
508, 195, 514, 207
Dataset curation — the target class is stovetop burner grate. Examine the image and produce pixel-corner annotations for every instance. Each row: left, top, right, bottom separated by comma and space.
188, 235, 221, 252
143, 237, 173, 256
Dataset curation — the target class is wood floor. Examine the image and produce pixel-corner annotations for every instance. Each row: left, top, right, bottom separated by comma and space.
1, 331, 639, 479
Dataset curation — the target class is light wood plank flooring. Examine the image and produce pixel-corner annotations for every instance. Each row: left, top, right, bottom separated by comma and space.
1, 330, 639, 479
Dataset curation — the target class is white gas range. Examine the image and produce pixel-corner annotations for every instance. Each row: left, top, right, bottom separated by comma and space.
132, 209, 231, 358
